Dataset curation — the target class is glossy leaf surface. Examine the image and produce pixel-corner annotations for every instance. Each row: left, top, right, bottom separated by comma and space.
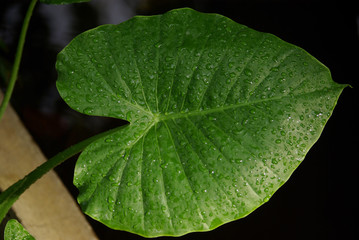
4, 220, 35, 240
56, 8, 346, 237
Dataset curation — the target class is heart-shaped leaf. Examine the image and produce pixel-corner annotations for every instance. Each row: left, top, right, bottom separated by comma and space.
4, 220, 35, 240
56, 8, 347, 237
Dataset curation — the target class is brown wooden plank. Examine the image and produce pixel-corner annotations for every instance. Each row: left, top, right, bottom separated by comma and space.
0, 92, 98, 240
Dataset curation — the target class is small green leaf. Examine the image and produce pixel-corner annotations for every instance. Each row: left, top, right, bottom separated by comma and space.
4, 220, 35, 240
40, 0, 90, 5
56, 8, 347, 237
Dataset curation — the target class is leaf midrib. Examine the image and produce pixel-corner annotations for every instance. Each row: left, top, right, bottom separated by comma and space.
155, 88, 310, 122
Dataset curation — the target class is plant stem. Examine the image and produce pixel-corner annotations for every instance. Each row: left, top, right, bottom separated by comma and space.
0, 0, 38, 121
0, 125, 125, 224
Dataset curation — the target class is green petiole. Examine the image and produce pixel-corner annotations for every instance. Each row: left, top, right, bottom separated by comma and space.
0, 0, 38, 121
0, 125, 124, 225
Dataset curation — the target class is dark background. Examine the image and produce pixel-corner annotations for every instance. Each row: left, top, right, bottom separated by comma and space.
0, 0, 358, 239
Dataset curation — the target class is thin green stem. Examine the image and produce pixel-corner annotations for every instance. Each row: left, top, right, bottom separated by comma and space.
0, 125, 125, 224
0, 0, 38, 121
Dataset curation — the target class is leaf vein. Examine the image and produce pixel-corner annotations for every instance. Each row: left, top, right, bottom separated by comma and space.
224, 33, 267, 104
154, 123, 174, 231
164, 19, 187, 113
131, 18, 153, 113
164, 120, 207, 225
188, 116, 262, 199
196, 26, 248, 110
178, 17, 218, 112
75, 51, 151, 116
139, 135, 146, 231
154, 16, 161, 113
102, 29, 136, 105
246, 48, 296, 102
160, 85, 339, 122
184, 117, 240, 214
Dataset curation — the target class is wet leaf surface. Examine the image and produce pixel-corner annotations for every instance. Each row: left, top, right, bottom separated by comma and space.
4, 220, 35, 240
56, 8, 347, 237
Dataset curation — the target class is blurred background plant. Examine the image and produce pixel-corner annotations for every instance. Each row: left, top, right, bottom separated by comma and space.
0, 0, 358, 239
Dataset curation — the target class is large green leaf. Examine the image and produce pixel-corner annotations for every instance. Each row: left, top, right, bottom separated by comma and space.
56, 8, 347, 237
4, 220, 35, 240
